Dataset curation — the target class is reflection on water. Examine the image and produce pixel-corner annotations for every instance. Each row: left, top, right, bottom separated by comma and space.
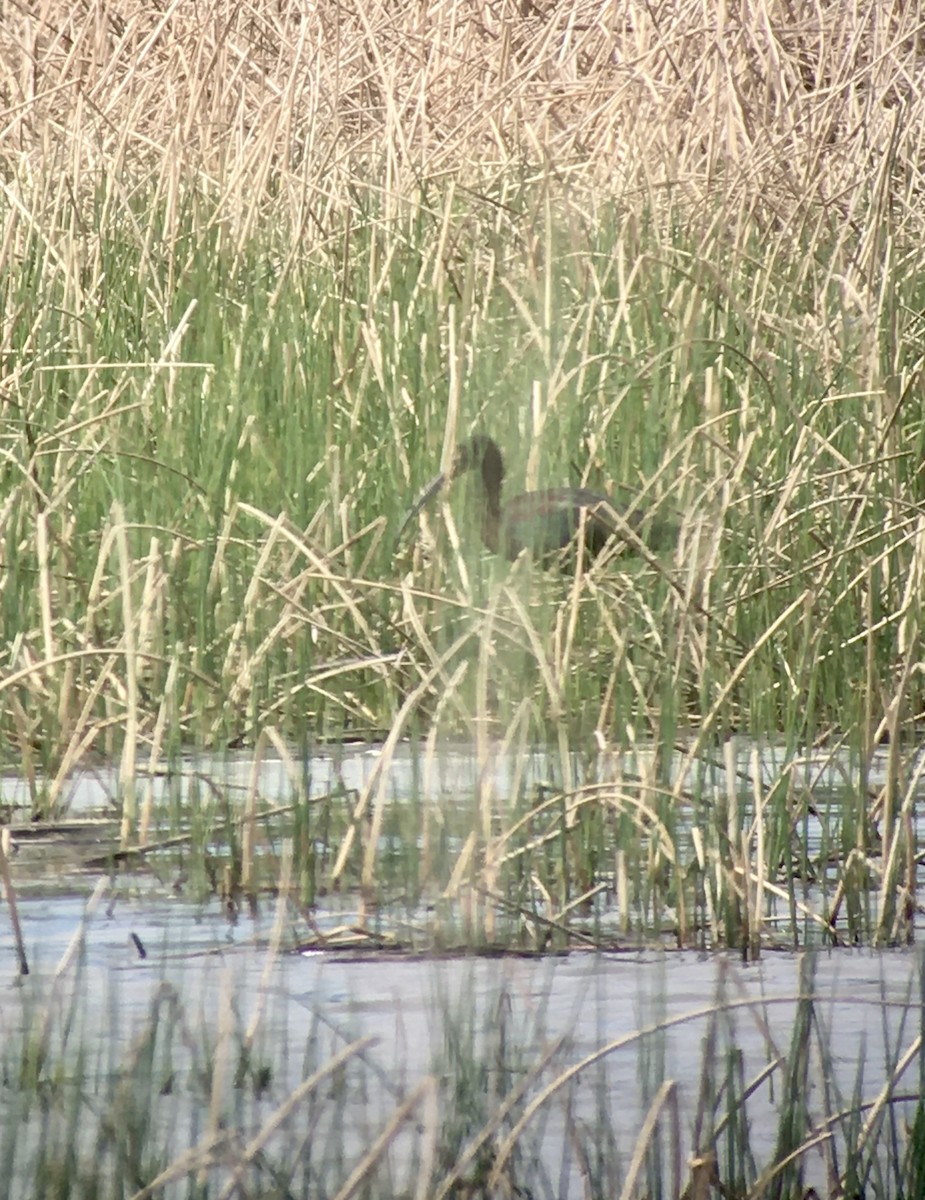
0, 891, 922, 1196
3, 736, 925, 953
2, 738, 922, 816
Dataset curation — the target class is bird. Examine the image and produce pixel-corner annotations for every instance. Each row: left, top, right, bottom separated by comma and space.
398, 434, 674, 564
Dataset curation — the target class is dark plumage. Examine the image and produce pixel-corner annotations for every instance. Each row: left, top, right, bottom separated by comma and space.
399, 434, 673, 564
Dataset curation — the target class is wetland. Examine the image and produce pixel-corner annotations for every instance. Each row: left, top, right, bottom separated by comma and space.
4, 0, 925, 1193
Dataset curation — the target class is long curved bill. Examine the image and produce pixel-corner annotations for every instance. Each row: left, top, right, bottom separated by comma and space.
395, 470, 451, 545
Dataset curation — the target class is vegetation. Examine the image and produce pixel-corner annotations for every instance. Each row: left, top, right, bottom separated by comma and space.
2, 3, 925, 1193
2, 2, 925, 944
1, 932, 923, 1199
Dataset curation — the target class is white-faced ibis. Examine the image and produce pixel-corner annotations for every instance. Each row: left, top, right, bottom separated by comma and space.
399, 434, 673, 564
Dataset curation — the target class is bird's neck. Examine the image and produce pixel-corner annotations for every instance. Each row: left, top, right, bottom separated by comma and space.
479, 473, 502, 554
480, 506, 500, 554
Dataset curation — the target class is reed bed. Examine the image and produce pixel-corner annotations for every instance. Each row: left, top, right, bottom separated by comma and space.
1, 934, 923, 1199
3, 0, 925, 951
1, 734, 918, 956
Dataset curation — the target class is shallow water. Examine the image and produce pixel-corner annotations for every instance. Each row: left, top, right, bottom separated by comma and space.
2, 740, 923, 1193
5, 737, 923, 950
1, 890, 922, 1197
2, 737, 921, 816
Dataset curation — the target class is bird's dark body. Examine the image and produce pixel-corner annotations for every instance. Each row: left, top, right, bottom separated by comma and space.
399, 434, 669, 564
491, 487, 634, 561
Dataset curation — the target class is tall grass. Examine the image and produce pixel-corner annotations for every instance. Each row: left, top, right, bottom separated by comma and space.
3, 0, 925, 947
1, 935, 923, 1198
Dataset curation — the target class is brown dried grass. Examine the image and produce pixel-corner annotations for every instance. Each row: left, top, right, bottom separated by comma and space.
4, 0, 925, 225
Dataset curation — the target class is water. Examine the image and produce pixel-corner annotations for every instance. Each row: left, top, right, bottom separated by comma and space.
1, 740, 923, 1194
1, 891, 921, 1196
2, 736, 920, 816
5, 738, 922, 947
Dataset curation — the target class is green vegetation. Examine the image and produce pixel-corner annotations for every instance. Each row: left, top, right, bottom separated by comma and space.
0, 944, 922, 1199
2, 5, 925, 1192
2, 0, 925, 951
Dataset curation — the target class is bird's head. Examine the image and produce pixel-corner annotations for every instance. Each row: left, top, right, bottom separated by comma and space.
452, 435, 504, 490
396, 433, 506, 549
